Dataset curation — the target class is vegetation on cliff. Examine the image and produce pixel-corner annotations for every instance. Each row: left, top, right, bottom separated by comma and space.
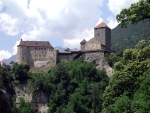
29, 59, 109, 113
0, 59, 109, 113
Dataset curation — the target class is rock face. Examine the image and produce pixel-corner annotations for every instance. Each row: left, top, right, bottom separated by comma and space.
0, 87, 12, 112
14, 84, 49, 113
82, 51, 112, 77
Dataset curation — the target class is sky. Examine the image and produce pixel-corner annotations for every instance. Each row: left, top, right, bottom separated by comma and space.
0, 0, 139, 61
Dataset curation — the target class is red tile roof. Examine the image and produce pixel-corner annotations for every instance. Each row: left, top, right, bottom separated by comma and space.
18, 40, 52, 47
94, 22, 110, 29
80, 39, 87, 44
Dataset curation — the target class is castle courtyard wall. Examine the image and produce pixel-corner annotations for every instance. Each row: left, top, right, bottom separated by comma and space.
85, 38, 101, 50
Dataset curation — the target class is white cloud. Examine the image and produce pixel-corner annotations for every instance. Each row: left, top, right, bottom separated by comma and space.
63, 28, 94, 48
107, 17, 118, 29
12, 40, 20, 55
108, 0, 139, 15
0, 13, 18, 35
0, 50, 12, 61
96, 18, 103, 26
0, 0, 104, 48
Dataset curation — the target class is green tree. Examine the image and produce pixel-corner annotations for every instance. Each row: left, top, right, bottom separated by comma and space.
12, 62, 30, 82
102, 39, 150, 112
117, 0, 150, 27
17, 98, 32, 113
64, 48, 70, 51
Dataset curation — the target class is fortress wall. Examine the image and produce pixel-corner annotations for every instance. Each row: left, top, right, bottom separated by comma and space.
106, 28, 111, 49
85, 38, 101, 50
94, 28, 106, 45
81, 44, 85, 50
81, 51, 104, 65
17, 46, 28, 64
58, 52, 79, 62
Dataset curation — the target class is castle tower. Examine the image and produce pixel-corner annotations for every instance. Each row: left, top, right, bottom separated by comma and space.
80, 39, 87, 50
17, 39, 28, 64
94, 22, 111, 50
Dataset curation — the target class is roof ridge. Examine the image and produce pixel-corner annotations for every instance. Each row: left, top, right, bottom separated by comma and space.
94, 22, 110, 29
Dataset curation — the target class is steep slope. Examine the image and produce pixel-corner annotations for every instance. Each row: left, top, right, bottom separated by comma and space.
111, 19, 150, 51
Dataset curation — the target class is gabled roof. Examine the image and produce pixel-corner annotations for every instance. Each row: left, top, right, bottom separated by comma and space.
80, 39, 87, 44
94, 22, 110, 29
17, 39, 52, 47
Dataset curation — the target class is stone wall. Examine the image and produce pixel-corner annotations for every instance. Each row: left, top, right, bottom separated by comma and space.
85, 38, 101, 50
94, 27, 111, 50
94, 28, 106, 45
106, 28, 111, 49
14, 84, 49, 113
57, 52, 79, 62
81, 51, 112, 76
17, 46, 28, 64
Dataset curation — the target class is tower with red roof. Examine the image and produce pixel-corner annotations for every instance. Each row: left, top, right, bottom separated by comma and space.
94, 22, 111, 50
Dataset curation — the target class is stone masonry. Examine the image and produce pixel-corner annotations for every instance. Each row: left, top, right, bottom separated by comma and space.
17, 22, 114, 72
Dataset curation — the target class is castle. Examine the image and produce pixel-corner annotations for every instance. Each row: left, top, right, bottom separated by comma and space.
17, 22, 114, 71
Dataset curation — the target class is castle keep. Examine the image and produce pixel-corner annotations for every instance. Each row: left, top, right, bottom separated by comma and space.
17, 22, 114, 71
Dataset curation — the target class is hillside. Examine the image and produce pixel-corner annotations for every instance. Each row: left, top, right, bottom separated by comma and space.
111, 19, 150, 52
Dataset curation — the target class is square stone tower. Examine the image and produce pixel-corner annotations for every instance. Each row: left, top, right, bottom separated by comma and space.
94, 22, 111, 50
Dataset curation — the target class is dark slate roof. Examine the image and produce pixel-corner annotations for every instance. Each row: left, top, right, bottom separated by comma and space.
18, 40, 52, 47
94, 22, 110, 29
80, 39, 87, 44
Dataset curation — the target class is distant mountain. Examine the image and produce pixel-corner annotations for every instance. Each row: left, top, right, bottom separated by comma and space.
3, 54, 17, 65
3, 46, 78, 65
111, 19, 150, 52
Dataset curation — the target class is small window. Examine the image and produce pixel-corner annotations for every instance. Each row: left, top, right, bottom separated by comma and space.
39, 48, 40, 50
36, 43, 37, 44
35, 48, 37, 50
44, 55, 45, 57
35, 55, 36, 57
44, 48, 46, 50
24, 53, 25, 54
98, 33, 99, 35
41, 48, 43, 50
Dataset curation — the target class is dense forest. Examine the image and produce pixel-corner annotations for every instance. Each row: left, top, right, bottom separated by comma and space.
111, 19, 150, 55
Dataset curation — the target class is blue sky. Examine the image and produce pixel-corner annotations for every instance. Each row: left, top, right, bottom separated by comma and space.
0, 0, 139, 61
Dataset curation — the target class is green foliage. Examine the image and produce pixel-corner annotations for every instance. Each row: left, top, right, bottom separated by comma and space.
111, 19, 150, 54
102, 39, 150, 112
29, 59, 109, 113
12, 62, 30, 82
116, 0, 150, 28
17, 98, 32, 113
64, 47, 70, 51
105, 53, 121, 67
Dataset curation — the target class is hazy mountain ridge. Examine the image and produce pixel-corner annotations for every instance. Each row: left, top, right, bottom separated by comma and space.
111, 19, 150, 51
